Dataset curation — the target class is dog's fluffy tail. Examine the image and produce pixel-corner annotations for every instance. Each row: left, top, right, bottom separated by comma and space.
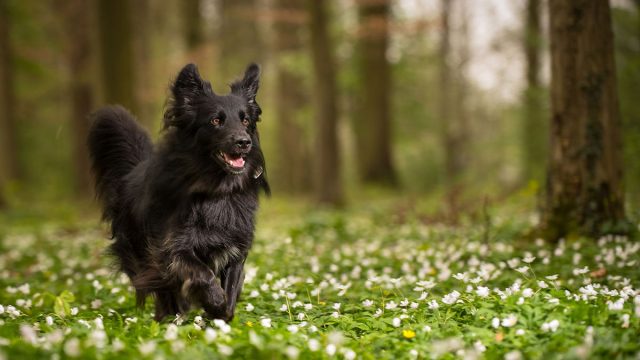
88, 105, 152, 221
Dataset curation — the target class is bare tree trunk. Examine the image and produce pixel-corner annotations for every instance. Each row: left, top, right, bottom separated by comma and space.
354, 0, 396, 186
97, 0, 137, 114
0, 0, 20, 207
542, 0, 626, 239
183, 0, 203, 51
59, 0, 95, 199
219, 0, 263, 81
308, 0, 343, 206
274, 0, 311, 193
132, 0, 154, 130
522, 0, 546, 183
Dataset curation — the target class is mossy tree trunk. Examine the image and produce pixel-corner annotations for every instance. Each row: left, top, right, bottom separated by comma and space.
522, 0, 546, 184
183, 0, 203, 51
308, 0, 343, 206
354, 0, 396, 187
543, 0, 626, 239
274, 0, 312, 194
97, 0, 138, 115
439, 0, 470, 219
0, 0, 20, 207
59, 0, 95, 199
219, 0, 263, 82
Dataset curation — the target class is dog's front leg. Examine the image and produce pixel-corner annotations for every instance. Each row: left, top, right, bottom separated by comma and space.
222, 259, 246, 321
168, 249, 227, 319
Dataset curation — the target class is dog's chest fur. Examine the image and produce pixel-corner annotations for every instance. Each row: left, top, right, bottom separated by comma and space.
175, 191, 257, 271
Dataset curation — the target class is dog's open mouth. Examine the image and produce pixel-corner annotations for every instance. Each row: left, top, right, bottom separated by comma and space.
216, 151, 246, 174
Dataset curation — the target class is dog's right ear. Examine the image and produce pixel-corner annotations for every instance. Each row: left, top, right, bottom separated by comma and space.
165, 64, 214, 128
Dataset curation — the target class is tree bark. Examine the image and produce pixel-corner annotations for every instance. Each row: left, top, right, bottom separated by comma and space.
0, 0, 20, 207
308, 0, 343, 206
543, 0, 626, 238
183, 0, 203, 51
97, 0, 137, 114
439, 0, 469, 219
522, 0, 546, 183
219, 0, 263, 82
274, 0, 311, 193
59, 0, 95, 199
354, 0, 396, 186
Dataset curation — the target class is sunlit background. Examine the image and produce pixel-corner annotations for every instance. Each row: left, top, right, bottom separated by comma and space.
0, 0, 639, 220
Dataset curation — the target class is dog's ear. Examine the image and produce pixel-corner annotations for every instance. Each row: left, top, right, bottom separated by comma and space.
231, 63, 260, 104
165, 64, 214, 128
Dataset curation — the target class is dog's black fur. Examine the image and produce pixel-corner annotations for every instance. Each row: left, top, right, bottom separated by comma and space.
88, 63, 269, 322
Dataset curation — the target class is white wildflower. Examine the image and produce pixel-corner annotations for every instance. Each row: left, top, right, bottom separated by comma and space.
491, 317, 500, 328
245, 303, 255, 312
326, 344, 337, 356
138, 341, 156, 356
608, 298, 625, 311
204, 327, 218, 343
622, 314, 630, 328
442, 290, 460, 305
308, 339, 320, 351
343, 348, 356, 360
541, 319, 560, 332
385, 301, 398, 310
91, 299, 102, 309
260, 318, 272, 328
287, 325, 299, 334
64, 338, 81, 357
218, 344, 234, 356
476, 286, 490, 298
285, 346, 300, 359
362, 299, 374, 307
20, 325, 37, 344
502, 314, 518, 327
473, 341, 486, 353
392, 317, 401, 327
165, 324, 179, 341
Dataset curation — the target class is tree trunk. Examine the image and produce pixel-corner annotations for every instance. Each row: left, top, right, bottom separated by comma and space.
522, 0, 546, 183
131, 0, 154, 130
0, 0, 20, 207
354, 0, 396, 186
274, 0, 311, 193
543, 0, 626, 239
59, 0, 95, 199
439, 0, 468, 219
219, 0, 263, 82
308, 0, 343, 206
183, 0, 203, 51
97, 0, 137, 114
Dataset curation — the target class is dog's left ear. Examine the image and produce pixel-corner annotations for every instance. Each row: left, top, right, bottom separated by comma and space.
231, 63, 260, 104
165, 64, 214, 128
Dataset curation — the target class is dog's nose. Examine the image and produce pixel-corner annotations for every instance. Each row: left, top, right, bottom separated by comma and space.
235, 137, 252, 150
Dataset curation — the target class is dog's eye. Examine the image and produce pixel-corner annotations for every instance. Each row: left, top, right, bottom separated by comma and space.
211, 118, 221, 126
242, 118, 250, 127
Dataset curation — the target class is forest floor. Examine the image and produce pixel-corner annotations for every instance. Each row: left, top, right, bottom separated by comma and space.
0, 196, 639, 359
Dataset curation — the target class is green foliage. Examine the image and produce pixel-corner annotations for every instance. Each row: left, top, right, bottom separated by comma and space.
0, 200, 638, 359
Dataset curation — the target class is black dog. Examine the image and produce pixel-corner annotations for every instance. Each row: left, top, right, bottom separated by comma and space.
88, 63, 269, 321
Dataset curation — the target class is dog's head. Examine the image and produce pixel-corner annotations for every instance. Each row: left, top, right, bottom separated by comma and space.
164, 63, 269, 194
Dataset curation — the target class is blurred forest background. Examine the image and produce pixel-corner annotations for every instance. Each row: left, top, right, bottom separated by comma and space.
0, 0, 638, 234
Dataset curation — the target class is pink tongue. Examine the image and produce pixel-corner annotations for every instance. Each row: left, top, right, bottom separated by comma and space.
229, 157, 245, 168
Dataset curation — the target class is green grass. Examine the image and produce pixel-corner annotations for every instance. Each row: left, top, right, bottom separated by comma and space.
0, 198, 639, 359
